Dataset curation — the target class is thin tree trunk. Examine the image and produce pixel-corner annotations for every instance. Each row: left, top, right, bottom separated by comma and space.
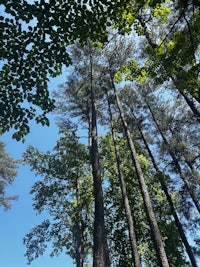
106, 89, 142, 267
88, 114, 92, 147
110, 76, 170, 267
179, 89, 200, 123
89, 50, 110, 267
136, 123, 198, 267
171, 78, 200, 123
75, 179, 85, 267
146, 101, 200, 213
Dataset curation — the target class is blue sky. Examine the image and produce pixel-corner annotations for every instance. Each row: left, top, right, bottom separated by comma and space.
0, 3, 75, 265
0, 74, 76, 267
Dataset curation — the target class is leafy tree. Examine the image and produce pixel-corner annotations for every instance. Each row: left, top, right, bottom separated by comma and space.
100, 133, 190, 267
28, 42, 110, 267
0, 0, 125, 139
136, 82, 200, 214
117, 81, 200, 265
0, 141, 18, 210
2, 0, 200, 139
23, 130, 93, 267
137, 122, 198, 267
112, 84, 169, 267
1, 1, 200, 267
105, 88, 141, 267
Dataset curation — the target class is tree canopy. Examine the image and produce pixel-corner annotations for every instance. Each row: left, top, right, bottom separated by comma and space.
1, 1, 200, 266
23, 39, 200, 266
1, 0, 200, 139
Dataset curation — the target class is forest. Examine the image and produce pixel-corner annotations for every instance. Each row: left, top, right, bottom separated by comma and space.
0, 1, 200, 267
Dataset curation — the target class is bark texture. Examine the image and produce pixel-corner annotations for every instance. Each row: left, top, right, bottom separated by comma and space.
106, 89, 142, 267
90, 51, 110, 267
137, 124, 198, 267
111, 77, 170, 267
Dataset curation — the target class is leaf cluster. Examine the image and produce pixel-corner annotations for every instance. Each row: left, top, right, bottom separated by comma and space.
0, 141, 18, 210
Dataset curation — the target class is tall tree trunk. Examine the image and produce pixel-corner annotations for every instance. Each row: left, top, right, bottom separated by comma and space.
106, 89, 142, 267
89, 50, 110, 267
88, 113, 92, 147
136, 122, 198, 267
110, 76, 170, 267
75, 178, 85, 267
171, 78, 200, 123
145, 100, 200, 213
179, 89, 200, 123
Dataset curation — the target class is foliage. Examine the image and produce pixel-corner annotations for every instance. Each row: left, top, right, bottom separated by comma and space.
22, 36, 200, 266
2, 0, 200, 139
51, 39, 199, 265
118, 79, 200, 260
100, 134, 189, 266
1, 0, 199, 265
0, 141, 18, 210
23, 130, 93, 265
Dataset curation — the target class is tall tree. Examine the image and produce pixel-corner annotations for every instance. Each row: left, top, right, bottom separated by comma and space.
105, 88, 141, 267
118, 81, 200, 263
98, 41, 170, 265
89, 46, 110, 267
23, 130, 93, 267
2, 0, 200, 139
136, 121, 198, 267
142, 90, 200, 214
53, 43, 110, 267
100, 132, 190, 266
112, 84, 170, 267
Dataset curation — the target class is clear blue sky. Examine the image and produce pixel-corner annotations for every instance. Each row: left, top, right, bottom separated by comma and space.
0, 74, 76, 267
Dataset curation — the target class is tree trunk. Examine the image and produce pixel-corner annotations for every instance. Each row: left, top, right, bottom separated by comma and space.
137, 123, 198, 267
179, 89, 200, 123
146, 100, 200, 214
111, 77, 170, 267
75, 179, 85, 267
171, 78, 200, 123
89, 50, 110, 267
106, 89, 142, 267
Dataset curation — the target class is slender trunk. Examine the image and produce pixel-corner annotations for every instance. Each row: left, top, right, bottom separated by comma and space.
111, 78, 169, 267
146, 101, 200, 213
137, 123, 198, 267
171, 79, 200, 123
89, 51, 110, 267
106, 89, 141, 267
179, 90, 200, 122
75, 179, 85, 267
88, 114, 92, 147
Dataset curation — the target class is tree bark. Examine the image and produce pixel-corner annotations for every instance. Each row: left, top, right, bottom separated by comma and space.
171, 78, 200, 123
75, 178, 85, 267
136, 123, 198, 267
89, 50, 110, 267
106, 89, 142, 267
111, 76, 170, 267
